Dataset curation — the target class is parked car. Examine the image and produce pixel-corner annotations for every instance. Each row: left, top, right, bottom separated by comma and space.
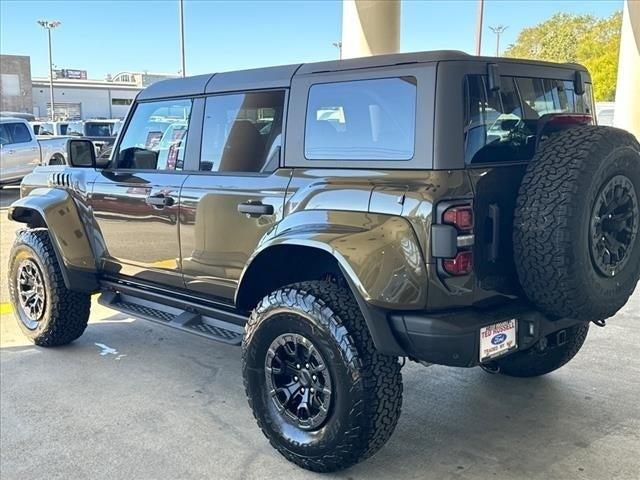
0, 117, 72, 186
31, 121, 70, 136
596, 102, 615, 126
66, 119, 119, 153
7, 51, 640, 472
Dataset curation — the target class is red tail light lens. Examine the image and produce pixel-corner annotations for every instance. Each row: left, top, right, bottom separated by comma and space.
443, 205, 474, 231
443, 250, 473, 276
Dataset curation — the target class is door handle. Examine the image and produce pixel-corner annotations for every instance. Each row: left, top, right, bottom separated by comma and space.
238, 201, 274, 218
146, 194, 175, 208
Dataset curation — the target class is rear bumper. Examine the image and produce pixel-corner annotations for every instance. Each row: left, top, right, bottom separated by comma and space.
388, 303, 586, 367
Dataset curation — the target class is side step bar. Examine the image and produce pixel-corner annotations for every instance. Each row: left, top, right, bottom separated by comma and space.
98, 283, 246, 346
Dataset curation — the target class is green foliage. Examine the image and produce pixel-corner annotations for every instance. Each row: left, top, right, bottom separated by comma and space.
504, 12, 622, 101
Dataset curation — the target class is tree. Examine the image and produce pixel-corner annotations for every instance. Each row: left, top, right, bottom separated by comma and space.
504, 12, 622, 101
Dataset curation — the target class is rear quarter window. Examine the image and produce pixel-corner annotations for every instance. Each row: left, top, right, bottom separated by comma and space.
304, 77, 417, 161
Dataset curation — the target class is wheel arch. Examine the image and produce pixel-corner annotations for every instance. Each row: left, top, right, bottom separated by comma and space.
8, 188, 98, 293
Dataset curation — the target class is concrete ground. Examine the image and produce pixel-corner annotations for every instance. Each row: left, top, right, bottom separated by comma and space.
1, 186, 639, 480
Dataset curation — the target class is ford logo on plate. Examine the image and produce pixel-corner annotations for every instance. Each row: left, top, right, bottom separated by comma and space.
492, 333, 507, 345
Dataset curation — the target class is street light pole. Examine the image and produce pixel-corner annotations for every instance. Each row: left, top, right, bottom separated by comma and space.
37, 20, 61, 121
475, 0, 484, 55
489, 24, 508, 57
178, 0, 186, 77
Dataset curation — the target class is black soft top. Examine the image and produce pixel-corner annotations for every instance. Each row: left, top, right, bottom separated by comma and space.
137, 50, 586, 101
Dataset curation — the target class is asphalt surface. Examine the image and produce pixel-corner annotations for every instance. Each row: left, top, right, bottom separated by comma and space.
1, 186, 639, 480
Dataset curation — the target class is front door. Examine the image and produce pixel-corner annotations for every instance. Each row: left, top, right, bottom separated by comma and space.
179, 90, 290, 303
90, 98, 194, 288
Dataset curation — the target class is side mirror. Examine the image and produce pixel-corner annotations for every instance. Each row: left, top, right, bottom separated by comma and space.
67, 139, 96, 168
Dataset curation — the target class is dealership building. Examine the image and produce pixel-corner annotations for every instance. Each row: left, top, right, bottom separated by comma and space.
1, 54, 177, 120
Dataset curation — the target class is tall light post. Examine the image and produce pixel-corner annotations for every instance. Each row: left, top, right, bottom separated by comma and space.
475, 0, 484, 55
489, 24, 508, 57
178, 0, 186, 77
332, 41, 342, 59
37, 20, 61, 121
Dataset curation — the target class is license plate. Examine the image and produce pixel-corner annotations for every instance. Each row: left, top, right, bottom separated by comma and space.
480, 319, 517, 362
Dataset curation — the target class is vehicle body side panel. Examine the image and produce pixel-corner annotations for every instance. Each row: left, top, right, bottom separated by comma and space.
180, 169, 293, 304
243, 209, 428, 310
9, 168, 99, 291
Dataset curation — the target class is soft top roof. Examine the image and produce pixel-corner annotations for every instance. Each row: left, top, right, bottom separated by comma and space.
137, 50, 586, 101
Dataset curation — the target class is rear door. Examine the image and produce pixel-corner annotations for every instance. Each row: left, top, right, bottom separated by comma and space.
90, 98, 196, 287
180, 90, 290, 303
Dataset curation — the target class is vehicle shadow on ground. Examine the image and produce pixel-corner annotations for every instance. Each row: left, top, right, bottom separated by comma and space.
4, 312, 628, 480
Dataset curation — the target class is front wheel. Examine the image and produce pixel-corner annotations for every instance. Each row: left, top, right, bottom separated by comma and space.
242, 281, 403, 472
8, 228, 91, 346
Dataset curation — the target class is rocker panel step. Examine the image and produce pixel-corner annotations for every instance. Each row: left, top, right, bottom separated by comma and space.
98, 290, 244, 345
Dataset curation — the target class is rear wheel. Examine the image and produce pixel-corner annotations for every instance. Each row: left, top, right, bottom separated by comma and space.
242, 281, 402, 472
8, 228, 91, 346
493, 324, 589, 377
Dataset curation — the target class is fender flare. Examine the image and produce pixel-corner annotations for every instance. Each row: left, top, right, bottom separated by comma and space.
8, 188, 98, 292
236, 210, 429, 355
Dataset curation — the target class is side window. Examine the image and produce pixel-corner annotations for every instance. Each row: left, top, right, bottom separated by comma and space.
0, 124, 11, 145
66, 122, 84, 136
38, 123, 55, 135
116, 98, 192, 171
200, 90, 285, 173
59, 124, 69, 135
5, 122, 32, 144
304, 77, 417, 161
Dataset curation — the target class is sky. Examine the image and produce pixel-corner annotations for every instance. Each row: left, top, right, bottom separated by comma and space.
0, 0, 623, 80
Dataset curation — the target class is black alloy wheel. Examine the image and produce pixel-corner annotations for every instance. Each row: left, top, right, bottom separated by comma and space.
16, 258, 47, 329
265, 333, 332, 430
590, 175, 639, 277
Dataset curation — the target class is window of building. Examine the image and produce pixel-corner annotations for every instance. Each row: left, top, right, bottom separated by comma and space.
116, 99, 192, 171
464, 75, 593, 164
112, 98, 133, 106
0, 74, 20, 96
200, 90, 285, 173
304, 77, 416, 161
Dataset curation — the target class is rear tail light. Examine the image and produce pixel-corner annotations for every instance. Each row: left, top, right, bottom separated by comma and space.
443, 251, 473, 276
435, 202, 474, 277
443, 205, 474, 231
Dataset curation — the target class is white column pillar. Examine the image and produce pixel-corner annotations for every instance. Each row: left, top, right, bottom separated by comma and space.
614, 0, 640, 139
341, 0, 400, 59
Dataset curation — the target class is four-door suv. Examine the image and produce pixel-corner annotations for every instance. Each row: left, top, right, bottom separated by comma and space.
7, 51, 640, 472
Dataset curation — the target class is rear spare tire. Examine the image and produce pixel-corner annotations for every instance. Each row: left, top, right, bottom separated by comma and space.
514, 126, 640, 321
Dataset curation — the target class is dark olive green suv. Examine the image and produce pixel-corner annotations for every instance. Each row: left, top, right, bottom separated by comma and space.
7, 51, 640, 472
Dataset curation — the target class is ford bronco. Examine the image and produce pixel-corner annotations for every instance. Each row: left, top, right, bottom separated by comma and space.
7, 51, 640, 472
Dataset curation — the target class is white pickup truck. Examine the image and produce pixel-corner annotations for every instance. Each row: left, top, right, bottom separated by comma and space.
0, 117, 70, 187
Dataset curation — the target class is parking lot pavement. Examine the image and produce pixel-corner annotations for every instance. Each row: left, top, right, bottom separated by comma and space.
1, 187, 639, 480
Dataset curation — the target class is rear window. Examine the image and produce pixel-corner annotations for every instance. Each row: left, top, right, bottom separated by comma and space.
85, 123, 113, 137
304, 77, 417, 161
464, 75, 593, 165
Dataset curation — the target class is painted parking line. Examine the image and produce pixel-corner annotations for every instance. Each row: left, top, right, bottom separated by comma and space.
0, 303, 13, 315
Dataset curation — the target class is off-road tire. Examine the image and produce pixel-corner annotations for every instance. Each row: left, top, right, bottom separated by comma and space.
494, 323, 589, 377
8, 228, 91, 346
242, 281, 402, 472
514, 126, 640, 321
